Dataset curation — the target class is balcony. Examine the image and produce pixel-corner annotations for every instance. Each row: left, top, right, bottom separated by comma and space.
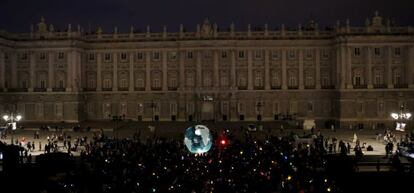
33, 88, 47, 92
321, 85, 335, 89
304, 85, 315, 89
168, 87, 178, 91
118, 87, 129, 91
271, 86, 282, 90
135, 87, 145, 91
288, 86, 299, 90
83, 88, 97, 92
102, 88, 113, 91
52, 88, 66, 92
151, 87, 162, 91
394, 84, 408, 88
7, 88, 28, 92
253, 86, 264, 90
237, 86, 248, 90
353, 84, 367, 89
373, 84, 387, 89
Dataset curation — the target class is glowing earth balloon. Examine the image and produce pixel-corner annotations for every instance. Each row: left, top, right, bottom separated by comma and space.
184, 125, 213, 154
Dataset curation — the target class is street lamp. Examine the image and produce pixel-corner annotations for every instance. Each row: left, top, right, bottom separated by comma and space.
391, 105, 412, 132
2, 113, 22, 144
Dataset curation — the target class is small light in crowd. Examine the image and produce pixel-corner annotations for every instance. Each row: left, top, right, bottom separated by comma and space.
327, 187, 331, 192
220, 139, 226, 145
240, 151, 243, 155
324, 178, 328, 183
287, 175, 292, 181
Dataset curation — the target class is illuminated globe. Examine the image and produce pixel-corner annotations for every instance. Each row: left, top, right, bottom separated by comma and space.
184, 125, 213, 154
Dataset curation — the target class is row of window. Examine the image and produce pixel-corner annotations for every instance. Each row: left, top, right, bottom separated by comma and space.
353, 47, 401, 56
87, 49, 332, 63
18, 52, 66, 61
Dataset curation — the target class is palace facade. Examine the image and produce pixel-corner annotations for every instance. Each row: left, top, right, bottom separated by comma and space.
0, 12, 413, 129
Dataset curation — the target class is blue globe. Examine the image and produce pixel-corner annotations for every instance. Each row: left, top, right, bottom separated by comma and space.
184, 125, 213, 154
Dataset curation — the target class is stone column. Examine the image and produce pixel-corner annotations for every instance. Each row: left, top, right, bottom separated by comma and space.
230, 49, 236, 89
366, 47, 373, 88
129, 53, 134, 91
264, 49, 270, 90
386, 47, 393, 88
247, 50, 253, 90
47, 52, 54, 91
340, 46, 346, 89
281, 49, 287, 89
335, 47, 341, 89
96, 53, 102, 91
213, 50, 219, 88
0, 51, 5, 89
179, 51, 185, 89
315, 49, 321, 89
298, 49, 304, 89
29, 52, 36, 92
66, 50, 73, 92
196, 51, 202, 88
407, 46, 414, 88
113, 53, 118, 91
346, 47, 353, 89
162, 51, 168, 91
145, 51, 151, 91
11, 53, 17, 88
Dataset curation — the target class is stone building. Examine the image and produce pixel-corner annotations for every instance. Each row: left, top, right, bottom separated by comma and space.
0, 12, 413, 129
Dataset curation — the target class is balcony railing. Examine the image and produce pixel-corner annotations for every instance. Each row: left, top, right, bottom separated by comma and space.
353, 84, 367, 89
151, 87, 162, 91
373, 84, 387, 89
7, 88, 28, 92
237, 86, 247, 90
102, 88, 113, 91
253, 86, 264, 90
288, 86, 299, 90
304, 85, 315, 89
33, 88, 47, 92
52, 88, 66, 92
394, 84, 408, 88
83, 88, 96, 92
271, 86, 282, 90
321, 85, 335, 89
118, 87, 129, 91
135, 87, 145, 91
168, 87, 178, 91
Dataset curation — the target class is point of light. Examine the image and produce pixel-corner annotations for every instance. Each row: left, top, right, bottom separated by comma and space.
391, 113, 399, 119
327, 187, 331, 192
220, 139, 226, 145
287, 175, 292, 181
2, 115, 9, 121
195, 129, 201, 136
16, 115, 22, 121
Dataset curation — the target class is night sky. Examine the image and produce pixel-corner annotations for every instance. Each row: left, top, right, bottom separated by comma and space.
0, 0, 413, 33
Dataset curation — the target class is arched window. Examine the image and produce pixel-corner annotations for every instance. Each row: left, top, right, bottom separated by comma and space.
393, 69, 402, 85
288, 71, 297, 88
304, 71, 314, 88
374, 69, 384, 86
120, 79, 128, 88
271, 71, 280, 88
254, 71, 263, 88
103, 79, 112, 89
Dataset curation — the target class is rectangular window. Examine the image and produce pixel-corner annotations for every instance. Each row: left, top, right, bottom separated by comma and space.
307, 102, 313, 112
58, 52, 65, 60
306, 50, 312, 58
288, 50, 295, 59
120, 53, 127, 61
354, 48, 360, 56
322, 50, 329, 58
221, 51, 227, 58
254, 50, 263, 59
271, 50, 279, 60
40, 81, 45, 89
169, 52, 177, 61
88, 53, 95, 61
170, 103, 177, 115
238, 51, 245, 59
137, 52, 143, 60
40, 52, 46, 60
394, 48, 400, 56
104, 53, 111, 61
20, 53, 28, 61
187, 51, 193, 59
152, 52, 160, 61
374, 48, 380, 56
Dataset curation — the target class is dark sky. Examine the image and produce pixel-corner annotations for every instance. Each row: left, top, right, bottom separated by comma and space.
0, 0, 413, 33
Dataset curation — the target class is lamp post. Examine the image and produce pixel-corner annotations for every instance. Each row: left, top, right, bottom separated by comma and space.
2, 113, 22, 145
391, 105, 412, 132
